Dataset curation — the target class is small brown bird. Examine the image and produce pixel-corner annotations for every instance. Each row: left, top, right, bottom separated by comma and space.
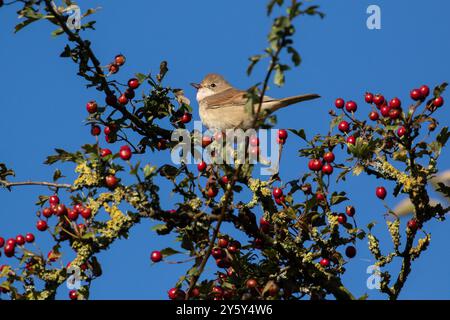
191, 74, 320, 130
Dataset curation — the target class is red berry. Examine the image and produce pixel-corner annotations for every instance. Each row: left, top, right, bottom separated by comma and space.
49, 195, 60, 206
338, 121, 350, 133
323, 152, 335, 163
346, 206, 355, 217
91, 125, 101, 136
410, 89, 422, 101
419, 85, 430, 98
100, 148, 112, 157
181, 113, 192, 124
119, 146, 132, 161
345, 101, 357, 112
67, 209, 79, 221
389, 108, 401, 120
407, 219, 419, 231
218, 238, 229, 248
168, 288, 184, 300
104, 124, 117, 135
190, 288, 200, 298
216, 258, 231, 269
434, 96, 444, 107
128, 78, 140, 89
337, 213, 347, 224
105, 175, 119, 189
55, 204, 67, 216
319, 258, 330, 267
277, 137, 286, 145
69, 290, 78, 301
376, 186, 387, 200
272, 187, 283, 198
197, 161, 207, 172
86, 101, 98, 114
346, 136, 356, 145
316, 192, 325, 201
260, 217, 271, 233
118, 94, 128, 105
322, 164, 334, 175
4, 244, 15, 258
0, 237, 4, 248
397, 126, 407, 137
105, 94, 117, 106
81, 207, 92, 219
36, 220, 48, 232
373, 95, 385, 107
6, 238, 15, 247
73, 203, 83, 213
308, 159, 323, 171
114, 54, 126, 66
207, 187, 218, 198
109, 64, 119, 74
335, 98, 345, 109
275, 196, 285, 206
212, 286, 224, 297
220, 176, 230, 185
42, 207, 53, 218
278, 129, 288, 140
365, 93, 374, 103
15, 235, 25, 246
345, 246, 357, 258
389, 97, 401, 109
369, 111, 379, 121
380, 105, 391, 117
151, 250, 163, 263
212, 248, 224, 259
246, 279, 258, 289
25, 233, 35, 243
202, 136, 213, 148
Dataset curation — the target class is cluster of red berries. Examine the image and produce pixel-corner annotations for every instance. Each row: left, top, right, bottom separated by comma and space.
211, 237, 241, 269
36, 195, 92, 234
107, 54, 126, 75
272, 187, 285, 205
0, 232, 35, 258
308, 151, 335, 176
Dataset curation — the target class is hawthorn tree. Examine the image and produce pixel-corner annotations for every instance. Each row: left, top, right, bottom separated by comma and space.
0, 0, 449, 300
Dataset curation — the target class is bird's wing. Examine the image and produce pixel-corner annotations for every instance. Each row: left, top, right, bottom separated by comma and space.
204, 88, 276, 109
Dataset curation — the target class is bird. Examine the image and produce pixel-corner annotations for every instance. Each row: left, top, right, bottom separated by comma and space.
191, 73, 320, 130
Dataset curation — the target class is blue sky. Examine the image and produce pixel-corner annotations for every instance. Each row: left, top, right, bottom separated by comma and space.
1, 0, 450, 299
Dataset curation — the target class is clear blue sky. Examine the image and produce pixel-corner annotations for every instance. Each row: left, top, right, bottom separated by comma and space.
1, 0, 449, 299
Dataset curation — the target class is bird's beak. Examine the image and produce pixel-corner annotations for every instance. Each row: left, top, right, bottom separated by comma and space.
190, 83, 202, 90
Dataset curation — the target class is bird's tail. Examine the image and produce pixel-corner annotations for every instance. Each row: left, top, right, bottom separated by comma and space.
272, 93, 320, 111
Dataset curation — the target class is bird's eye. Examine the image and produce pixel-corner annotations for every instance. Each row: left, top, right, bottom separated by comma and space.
210, 83, 216, 88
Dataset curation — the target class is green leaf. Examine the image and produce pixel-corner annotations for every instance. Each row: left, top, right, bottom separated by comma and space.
289, 129, 306, 141
160, 247, 181, 257
287, 47, 301, 66
14, 18, 39, 33
143, 164, 156, 178
436, 127, 450, 147
53, 169, 64, 181
330, 191, 348, 205
51, 28, 64, 37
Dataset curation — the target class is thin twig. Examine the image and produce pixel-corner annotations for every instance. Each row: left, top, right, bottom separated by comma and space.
0, 180, 72, 189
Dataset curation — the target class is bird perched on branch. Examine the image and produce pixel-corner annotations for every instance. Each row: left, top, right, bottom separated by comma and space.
191, 73, 320, 130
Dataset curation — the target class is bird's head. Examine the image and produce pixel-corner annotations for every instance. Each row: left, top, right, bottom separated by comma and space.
191, 73, 232, 101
